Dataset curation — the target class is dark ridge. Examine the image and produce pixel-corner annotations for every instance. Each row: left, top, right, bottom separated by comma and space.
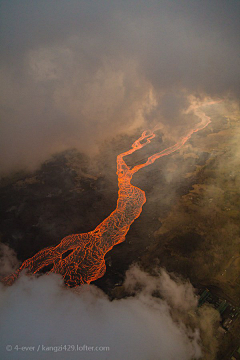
62, 249, 74, 259
39, 263, 54, 273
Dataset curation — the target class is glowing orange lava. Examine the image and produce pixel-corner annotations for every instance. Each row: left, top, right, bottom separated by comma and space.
2, 106, 212, 287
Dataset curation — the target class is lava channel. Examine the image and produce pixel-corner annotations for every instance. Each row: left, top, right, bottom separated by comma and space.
2, 106, 212, 287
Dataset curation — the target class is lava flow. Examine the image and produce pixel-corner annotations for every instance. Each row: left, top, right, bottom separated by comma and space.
2, 106, 212, 287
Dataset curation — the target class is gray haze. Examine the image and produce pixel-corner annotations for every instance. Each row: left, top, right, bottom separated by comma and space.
0, 0, 240, 175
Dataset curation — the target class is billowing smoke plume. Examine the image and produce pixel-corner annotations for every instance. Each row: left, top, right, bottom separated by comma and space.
0, 250, 220, 360
0, 244, 20, 278
0, 0, 239, 175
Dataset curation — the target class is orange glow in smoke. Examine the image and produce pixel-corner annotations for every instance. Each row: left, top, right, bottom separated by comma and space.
2, 105, 213, 287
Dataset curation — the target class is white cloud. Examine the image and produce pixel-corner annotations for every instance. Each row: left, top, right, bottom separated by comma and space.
0, 265, 220, 360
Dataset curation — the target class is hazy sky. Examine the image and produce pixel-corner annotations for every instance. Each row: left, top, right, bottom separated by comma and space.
0, 0, 239, 174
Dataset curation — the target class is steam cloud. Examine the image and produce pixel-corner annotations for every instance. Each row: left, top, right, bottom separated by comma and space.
0, 0, 239, 175
0, 244, 20, 278
0, 253, 220, 360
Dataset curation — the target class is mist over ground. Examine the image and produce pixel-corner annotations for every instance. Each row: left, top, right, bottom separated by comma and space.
0, 0, 239, 175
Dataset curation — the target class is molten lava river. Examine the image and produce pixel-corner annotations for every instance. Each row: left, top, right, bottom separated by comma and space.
3, 105, 213, 287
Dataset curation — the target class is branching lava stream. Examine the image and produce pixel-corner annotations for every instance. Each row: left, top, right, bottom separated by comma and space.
2, 106, 212, 287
